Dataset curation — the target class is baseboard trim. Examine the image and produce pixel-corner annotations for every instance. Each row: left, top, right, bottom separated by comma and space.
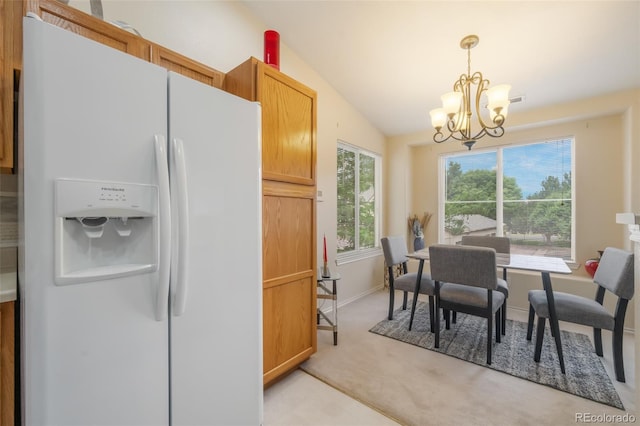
318, 284, 385, 314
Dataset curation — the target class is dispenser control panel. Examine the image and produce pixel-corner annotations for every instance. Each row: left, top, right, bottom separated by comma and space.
55, 178, 157, 218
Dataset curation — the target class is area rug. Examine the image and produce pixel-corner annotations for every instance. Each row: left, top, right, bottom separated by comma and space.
368, 301, 624, 410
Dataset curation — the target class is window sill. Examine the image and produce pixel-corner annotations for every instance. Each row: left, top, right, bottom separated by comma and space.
336, 247, 382, 265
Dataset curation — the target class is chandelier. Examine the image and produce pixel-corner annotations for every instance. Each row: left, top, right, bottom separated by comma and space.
429, 35, 511, 150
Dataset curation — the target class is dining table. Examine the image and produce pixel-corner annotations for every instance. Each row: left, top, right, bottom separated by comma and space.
406, 249, 572, 373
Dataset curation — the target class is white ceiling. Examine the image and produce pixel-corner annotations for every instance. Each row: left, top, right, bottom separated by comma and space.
241, 1, 640, 137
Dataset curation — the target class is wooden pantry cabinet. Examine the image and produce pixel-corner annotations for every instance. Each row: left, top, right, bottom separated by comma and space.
224, 58, 317, 386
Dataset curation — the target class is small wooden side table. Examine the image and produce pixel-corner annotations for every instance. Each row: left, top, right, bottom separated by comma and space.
317, 272, 341, 345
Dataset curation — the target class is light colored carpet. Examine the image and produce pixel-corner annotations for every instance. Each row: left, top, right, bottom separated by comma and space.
301, 290, 635, 426
369, 301, 623, 409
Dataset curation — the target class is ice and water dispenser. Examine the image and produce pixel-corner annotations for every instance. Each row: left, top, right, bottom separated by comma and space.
54, 179, 158, 285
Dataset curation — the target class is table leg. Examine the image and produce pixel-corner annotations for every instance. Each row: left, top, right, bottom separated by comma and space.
332, 279, 338, 345
541, 271, 565, 374
408, 259, 424, 330
317, 278, 339, 345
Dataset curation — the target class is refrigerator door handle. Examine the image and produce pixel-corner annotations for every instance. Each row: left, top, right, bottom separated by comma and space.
154, 135, 171, 321
171, 138, 190, 316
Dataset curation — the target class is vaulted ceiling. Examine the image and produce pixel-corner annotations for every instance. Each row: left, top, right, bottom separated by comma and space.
242, 1, 640, 136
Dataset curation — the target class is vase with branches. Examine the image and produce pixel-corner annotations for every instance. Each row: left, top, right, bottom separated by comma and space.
408, 212, 432, 251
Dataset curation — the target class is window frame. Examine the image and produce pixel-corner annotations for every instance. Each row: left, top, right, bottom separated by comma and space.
438, 138, 576, 263
336, 141, 382, 265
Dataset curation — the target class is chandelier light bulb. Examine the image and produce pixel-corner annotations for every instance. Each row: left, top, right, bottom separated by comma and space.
430, 108, 447, 130
487, 84, 512, 112
441, 91, 463, 116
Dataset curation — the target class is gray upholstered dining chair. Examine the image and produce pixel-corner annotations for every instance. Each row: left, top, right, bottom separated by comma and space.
429, 244, 505, 365
461, 235, 510, 334
526, 247, 634, 382
381, 236, 436, 331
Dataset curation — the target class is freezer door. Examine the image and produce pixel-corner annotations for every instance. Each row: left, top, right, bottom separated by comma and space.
21, 19, 170, 425
168, 72, 263, 426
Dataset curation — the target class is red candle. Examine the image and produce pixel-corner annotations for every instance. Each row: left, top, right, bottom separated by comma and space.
264, 30, 280, 70
323, 235, 328, 263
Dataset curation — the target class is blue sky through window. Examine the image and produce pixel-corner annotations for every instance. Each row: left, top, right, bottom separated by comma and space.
447, 140, 572, 197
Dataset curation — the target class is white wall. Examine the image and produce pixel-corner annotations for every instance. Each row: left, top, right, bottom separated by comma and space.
68, 0, 387, 303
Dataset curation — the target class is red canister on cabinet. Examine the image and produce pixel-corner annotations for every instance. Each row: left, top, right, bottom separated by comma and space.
264, 30, 280, 70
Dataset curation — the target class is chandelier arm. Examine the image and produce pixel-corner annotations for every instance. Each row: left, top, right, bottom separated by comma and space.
451, 77, 467, 137
434, 130, 468, 144
469, 125, 505, 141
473, 73, 509, 131
484, 126, 506, 138
474, 74, 493, 130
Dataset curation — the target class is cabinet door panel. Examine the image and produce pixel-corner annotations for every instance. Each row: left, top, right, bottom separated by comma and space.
0, 0, 21, 168
34, 0, 150, 60
263, 195, 313, 280
151, 45, 224, 88
0, 302, 15, 426
260, 65, 316, 185
262, 278, 314, 382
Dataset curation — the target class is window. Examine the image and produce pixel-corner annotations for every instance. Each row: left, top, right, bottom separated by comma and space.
440, 138, 574, 260
337, 142, 382, 261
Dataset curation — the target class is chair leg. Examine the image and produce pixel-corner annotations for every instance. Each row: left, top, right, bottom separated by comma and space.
388, 286, 395, 320
452, 311, 457, 324
445, 309, 451, 330
613, 326, 626, 382
487, 314, 493, 365
435, 298, 440, 349
495, 310, 501, 343
534, 316, 546, 362
428, 296, 435, 333
402, 291, 408, 310
593, 328, 603, 357
501, 302, 507, 335
526, 304, 535, 341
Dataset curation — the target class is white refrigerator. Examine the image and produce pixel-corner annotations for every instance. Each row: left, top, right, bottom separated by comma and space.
19, 17, 263, 425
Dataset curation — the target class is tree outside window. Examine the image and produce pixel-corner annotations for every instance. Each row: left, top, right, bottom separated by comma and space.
337, 143, 381, 256
442, 139, 573, 260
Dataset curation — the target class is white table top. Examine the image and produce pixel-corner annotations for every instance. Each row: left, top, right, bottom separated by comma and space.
407, 250, 571, 275
318, 272, 341, 281
498, 253, 571, 275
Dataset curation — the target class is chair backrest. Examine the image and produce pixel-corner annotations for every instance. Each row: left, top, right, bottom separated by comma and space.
593, 247, 634, 300
381, 236, 409, 266
429, 244, 498, 289
461, 235, 510, 254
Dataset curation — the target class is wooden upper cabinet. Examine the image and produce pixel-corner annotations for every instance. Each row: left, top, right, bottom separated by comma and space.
28, 0, 151, 60
225, 58, 317, 185
26, 1, 226, 89
0, 0, 9, 167
150, 44, 224, 89
0, 0, 21, 169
